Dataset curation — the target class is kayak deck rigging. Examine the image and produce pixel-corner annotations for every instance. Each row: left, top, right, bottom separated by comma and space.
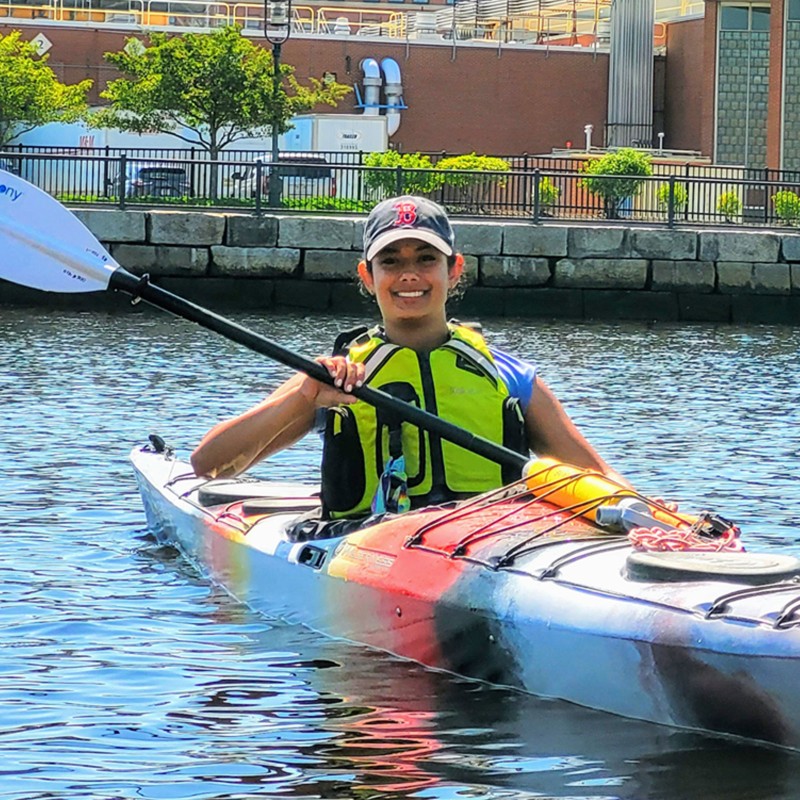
704, 580, 800, 627
406, 472, 631, 561
145, 447, 800, 632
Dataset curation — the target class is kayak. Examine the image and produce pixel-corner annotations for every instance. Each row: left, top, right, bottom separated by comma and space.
131, 441, 800, 751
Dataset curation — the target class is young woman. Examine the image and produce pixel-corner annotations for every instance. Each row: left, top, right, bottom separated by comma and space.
191, 195, 626, 517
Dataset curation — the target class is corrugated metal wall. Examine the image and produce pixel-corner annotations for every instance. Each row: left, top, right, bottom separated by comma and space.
607, 0, 654, 147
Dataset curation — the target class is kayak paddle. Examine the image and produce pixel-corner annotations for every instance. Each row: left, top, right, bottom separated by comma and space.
0, 173, 530, 474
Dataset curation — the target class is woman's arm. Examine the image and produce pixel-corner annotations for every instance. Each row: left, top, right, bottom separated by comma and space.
190, 357, 364, 479
524, 376, 631, 488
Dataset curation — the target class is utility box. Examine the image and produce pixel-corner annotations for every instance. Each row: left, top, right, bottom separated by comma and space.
282, 114, 388, 153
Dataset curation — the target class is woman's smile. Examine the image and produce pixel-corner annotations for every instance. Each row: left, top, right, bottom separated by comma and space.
356, 234, 463, 349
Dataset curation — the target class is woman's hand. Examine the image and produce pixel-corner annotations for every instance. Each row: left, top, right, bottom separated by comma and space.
299, 356, 365, 407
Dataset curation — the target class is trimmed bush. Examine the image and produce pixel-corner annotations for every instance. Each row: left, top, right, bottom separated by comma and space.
772, 190, 800, 226
435, 153, 510, 188
580, 148, 653, 218
656, 181, 688, 213
717, 191, 742, 222
363, 151, 442, 197
537, 175, 561, 206
434, 153, 510, 213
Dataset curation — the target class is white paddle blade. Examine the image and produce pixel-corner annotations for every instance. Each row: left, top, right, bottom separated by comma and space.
0, 171, 118, 293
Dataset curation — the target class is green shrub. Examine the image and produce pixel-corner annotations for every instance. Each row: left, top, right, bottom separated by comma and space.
656, 181, 688, 212
537, 175, 560, 206
363, 151, 442, 196
772, 190, 800, 225
717, 191, 742, 222
431, 154, 510, 213
435, 153, 510, 188
580, 148, 653, 218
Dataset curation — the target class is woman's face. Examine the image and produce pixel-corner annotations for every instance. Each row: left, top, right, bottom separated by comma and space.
359, 238, 461, 326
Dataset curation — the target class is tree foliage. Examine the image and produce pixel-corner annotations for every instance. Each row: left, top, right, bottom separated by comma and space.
0, 30, 91, 147
93, 27, 350, 157
581, 148, 653, 218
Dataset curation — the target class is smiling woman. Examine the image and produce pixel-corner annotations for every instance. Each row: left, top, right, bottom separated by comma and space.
191, 194, 631, 521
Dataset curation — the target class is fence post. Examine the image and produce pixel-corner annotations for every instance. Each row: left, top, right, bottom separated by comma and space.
684, 163, 690, 222
357, 151, 364, 204
532, 168, 540, 223
190, 147, 196, 198
667, 174, 675, 229
118, 153, 127, 210
395, 165, 403, 195
103, 145, 111, 198
254, 159, 263, 216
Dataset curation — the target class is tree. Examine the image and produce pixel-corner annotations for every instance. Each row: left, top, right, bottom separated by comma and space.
0, 31, 91, 148
94, 27, 350, 160
580, 148, 653, 219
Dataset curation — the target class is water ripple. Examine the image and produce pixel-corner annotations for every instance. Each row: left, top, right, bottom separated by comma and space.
2, 308, 800, 799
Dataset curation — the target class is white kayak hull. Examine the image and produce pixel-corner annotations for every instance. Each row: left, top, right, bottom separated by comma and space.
131, 444, 800, 750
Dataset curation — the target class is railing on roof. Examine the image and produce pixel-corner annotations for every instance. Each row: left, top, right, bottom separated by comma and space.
654, 0, 704, 22
0, 0, 704, 43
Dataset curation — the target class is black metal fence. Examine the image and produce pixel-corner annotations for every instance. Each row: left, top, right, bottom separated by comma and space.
3, 148, 800, 229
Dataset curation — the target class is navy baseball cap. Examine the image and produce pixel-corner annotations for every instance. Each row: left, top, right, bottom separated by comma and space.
364, 196, 454, 261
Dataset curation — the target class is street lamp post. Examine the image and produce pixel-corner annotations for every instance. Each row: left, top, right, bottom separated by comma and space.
264, 0, 291, 208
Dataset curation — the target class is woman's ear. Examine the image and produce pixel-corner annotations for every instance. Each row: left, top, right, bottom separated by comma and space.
357, 260, 374, 294
449, 253, 465, 287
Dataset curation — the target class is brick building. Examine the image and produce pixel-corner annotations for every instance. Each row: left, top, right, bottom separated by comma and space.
3, 0, 798, 169
700, 1, 800, 170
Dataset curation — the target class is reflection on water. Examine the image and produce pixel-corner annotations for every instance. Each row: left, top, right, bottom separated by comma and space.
2, 306, 800, 799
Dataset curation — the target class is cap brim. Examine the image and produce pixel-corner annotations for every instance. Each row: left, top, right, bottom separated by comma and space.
366, 229, 453, 261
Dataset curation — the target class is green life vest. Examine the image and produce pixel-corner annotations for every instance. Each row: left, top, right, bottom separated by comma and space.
320, 324, 528, 519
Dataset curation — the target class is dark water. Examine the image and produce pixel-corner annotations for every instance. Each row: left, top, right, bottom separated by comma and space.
3, 304, 800, 799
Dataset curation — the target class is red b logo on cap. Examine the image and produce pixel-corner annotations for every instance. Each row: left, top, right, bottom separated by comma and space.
393, 201, 417, 227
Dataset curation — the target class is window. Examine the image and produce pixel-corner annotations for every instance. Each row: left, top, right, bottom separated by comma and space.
720, 4, 771, 31
752, 6, 770, 30
716, 3, 771, 167
720, 5, 748, 30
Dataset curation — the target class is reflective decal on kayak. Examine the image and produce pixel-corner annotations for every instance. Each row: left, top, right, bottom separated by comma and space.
329, 540, 397, 578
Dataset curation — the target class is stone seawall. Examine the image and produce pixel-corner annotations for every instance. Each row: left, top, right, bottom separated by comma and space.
6, 208, 800, 324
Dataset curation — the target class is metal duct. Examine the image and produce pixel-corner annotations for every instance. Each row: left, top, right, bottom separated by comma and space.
606, 0, 654, 148
359, 58, 381, 117
380, 58, 403, 136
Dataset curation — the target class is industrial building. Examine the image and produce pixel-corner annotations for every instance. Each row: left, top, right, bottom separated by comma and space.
0, 2, 796, 170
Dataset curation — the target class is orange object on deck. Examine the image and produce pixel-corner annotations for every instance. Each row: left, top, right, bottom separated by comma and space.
523, 458, 691, 530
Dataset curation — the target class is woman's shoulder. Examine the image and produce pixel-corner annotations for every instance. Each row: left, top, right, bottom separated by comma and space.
489, 346, 537, 408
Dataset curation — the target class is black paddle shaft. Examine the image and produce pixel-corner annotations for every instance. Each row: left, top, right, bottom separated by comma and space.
110, 268, 530, 475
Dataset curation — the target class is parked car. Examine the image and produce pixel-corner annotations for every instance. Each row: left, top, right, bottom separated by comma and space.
122, 162, 190, 198
226, 154, 336, 201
